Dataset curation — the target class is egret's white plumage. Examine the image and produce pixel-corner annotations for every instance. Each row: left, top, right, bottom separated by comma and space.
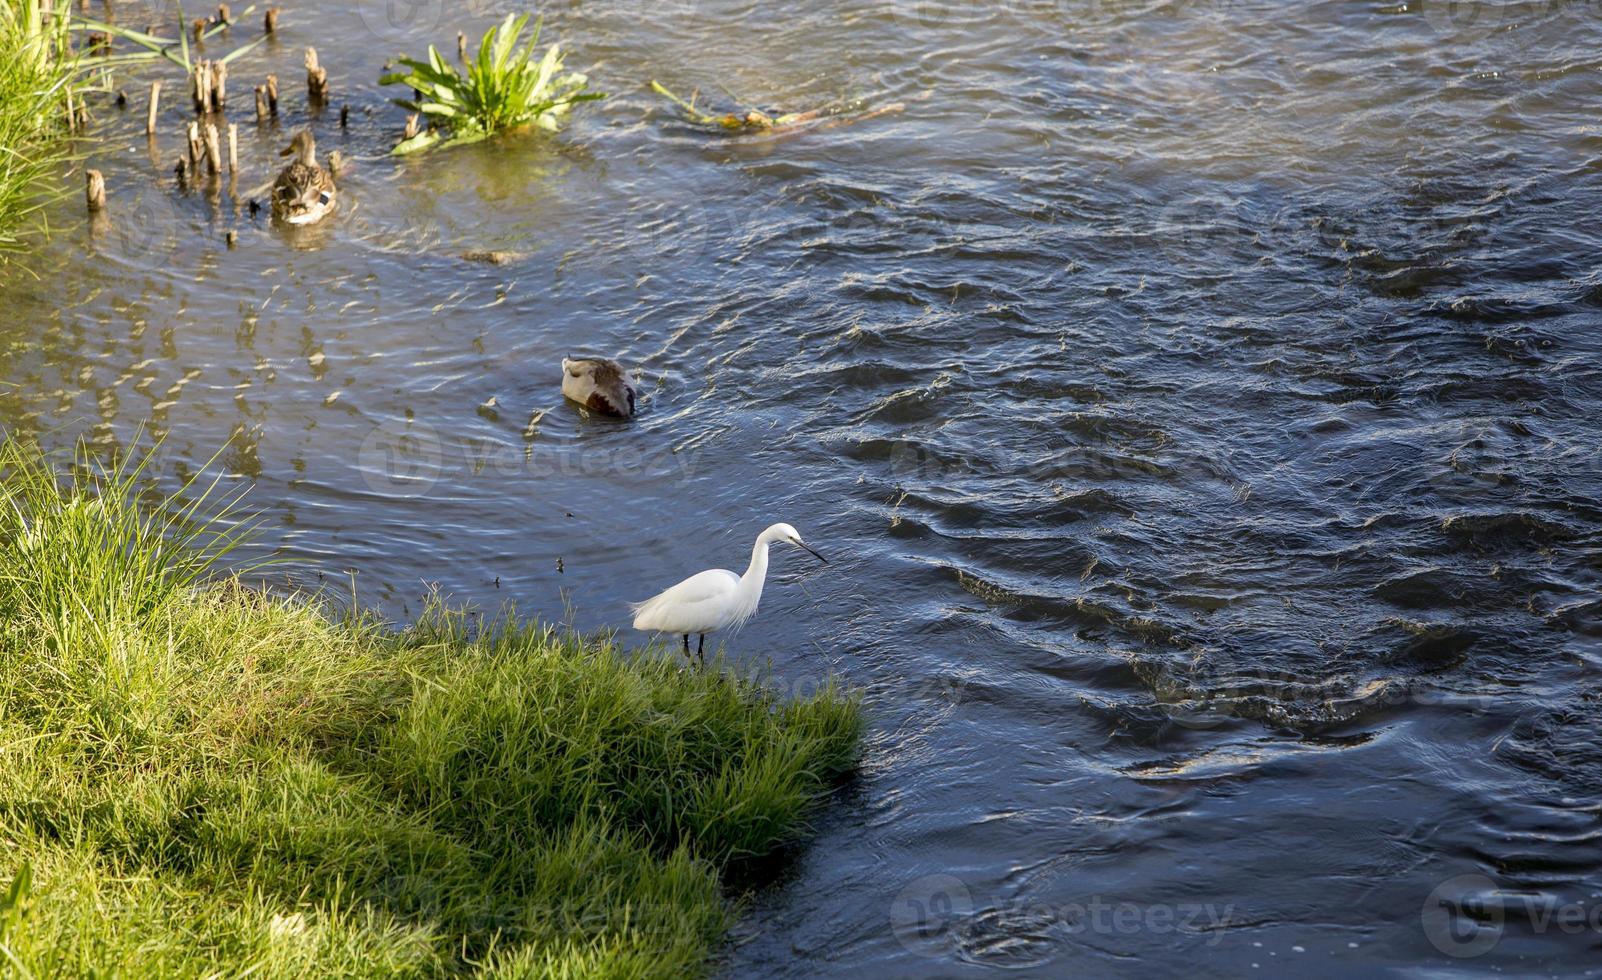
631, 522, 827, 658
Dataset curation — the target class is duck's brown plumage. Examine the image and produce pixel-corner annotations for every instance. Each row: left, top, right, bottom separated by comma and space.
562, 357, 636, 418
272, 130, 336, 225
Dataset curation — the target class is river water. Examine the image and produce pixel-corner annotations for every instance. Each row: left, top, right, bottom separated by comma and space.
3, 0, 1601, 974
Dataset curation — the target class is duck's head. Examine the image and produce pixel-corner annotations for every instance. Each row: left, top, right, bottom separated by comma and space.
280, 130, 317, 167
562, 357, 637, 418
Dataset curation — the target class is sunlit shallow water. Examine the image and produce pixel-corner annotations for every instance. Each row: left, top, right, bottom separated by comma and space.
3, 0, 1601, 974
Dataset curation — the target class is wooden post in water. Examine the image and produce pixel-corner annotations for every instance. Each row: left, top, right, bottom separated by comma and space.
186, 121, 203, 171
254, 85, 268, 122
85, 170, 106, 211
457, 31, 466, 62
265, 74, 279, 115
305, 47, 328, 105
147, 81, 162, 134
340, 104, 349, 128
216, 3, 230, 26
227, 123, 238, 173
191, 60, 211, 113
210, 61, 227, 111
264, 7, 279, 33
203, 123, 222, 175
404, 113, 419, 141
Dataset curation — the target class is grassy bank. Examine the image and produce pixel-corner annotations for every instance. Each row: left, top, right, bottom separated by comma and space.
0, 1, 77, 255
0, 439, 862, 977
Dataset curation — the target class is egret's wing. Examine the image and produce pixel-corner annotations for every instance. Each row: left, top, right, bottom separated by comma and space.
630, 569, 740, 633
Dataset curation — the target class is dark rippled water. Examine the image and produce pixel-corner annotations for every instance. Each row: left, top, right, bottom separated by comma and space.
4, 0, 1601, 974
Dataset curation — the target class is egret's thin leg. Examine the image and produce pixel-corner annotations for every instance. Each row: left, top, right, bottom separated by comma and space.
697, 634, 704, 660
682, 634, 690, 655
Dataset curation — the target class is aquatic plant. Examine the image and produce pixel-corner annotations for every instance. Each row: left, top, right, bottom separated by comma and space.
0, 437, 861, 975
649, 79, 813, 131
381, 14, 603, 155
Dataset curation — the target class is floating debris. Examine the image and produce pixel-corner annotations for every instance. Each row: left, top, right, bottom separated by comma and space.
460, 249, 530, 265
648, 79, 913, 135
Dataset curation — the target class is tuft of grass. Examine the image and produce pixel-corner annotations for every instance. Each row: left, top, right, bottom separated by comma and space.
0, 437, 862, 977
0, 0, 79, 256
381, 13, 604, 156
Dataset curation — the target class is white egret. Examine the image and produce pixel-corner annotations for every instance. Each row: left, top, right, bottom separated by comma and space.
630, 522, 827, 660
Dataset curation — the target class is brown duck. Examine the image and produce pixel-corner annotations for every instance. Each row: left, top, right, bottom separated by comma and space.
272, 130, 337, 225
561, 358, 637, 418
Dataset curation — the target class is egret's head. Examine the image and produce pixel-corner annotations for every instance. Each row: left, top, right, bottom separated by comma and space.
766, 523, 827, 564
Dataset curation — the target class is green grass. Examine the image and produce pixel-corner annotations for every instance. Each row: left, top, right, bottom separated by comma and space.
381, 14, 603, 156
0, 0, 79, 256
0, 437, 862, 978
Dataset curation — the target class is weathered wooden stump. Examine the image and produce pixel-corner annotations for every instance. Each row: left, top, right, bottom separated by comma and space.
305, 48, 328, 104
85, 170, 106, 211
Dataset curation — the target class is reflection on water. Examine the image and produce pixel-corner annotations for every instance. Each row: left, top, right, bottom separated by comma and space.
4, 0, 1602, 974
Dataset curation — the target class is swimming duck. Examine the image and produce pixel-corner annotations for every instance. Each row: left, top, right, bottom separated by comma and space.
271, 130, 336, 225
561, 357, 636, 418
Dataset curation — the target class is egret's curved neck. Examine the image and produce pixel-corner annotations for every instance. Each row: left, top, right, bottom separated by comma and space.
741, 536, 770, 595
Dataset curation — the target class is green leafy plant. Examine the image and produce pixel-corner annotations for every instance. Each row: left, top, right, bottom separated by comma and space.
380, 13, 603, 155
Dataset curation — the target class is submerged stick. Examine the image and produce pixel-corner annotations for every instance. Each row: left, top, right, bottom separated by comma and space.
227, 122, 238, 172
85, 170, 106, 211
146, 80, 161, 134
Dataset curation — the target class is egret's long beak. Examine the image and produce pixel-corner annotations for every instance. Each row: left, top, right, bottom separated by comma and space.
795, 541, 828, 565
